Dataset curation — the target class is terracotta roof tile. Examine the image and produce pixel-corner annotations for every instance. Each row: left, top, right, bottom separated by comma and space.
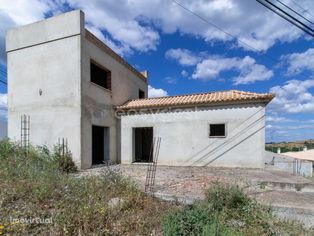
116, 90, 274, 110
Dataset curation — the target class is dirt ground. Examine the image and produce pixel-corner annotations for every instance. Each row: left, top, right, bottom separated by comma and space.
79, 164, 314, 228
80, 165, 314, 208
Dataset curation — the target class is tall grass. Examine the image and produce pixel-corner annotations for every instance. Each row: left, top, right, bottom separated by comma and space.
0, 139, 175, 235
1, 139, 312, 235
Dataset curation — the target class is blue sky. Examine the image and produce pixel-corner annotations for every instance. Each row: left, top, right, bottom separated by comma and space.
0, 0, 314, 142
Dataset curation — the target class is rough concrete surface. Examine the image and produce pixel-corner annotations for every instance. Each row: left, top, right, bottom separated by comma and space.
79, 165, 314, 228
121, 105, 266, 168
7, 10, 147, 169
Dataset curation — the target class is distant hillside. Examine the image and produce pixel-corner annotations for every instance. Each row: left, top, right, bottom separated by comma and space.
0, 120, 7, 140
266, 139, 314, 153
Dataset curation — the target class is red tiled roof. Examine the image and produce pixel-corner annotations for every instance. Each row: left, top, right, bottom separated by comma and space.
116, 90, 275, 110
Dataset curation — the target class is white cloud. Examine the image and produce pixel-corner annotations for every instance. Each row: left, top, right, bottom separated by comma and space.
159, 0, 304, 51
148, 85, 168, 98
0, 11, 17, 64
282, 48, 314, 75
1, 0, 310, 62
0, 0, 58, 63
268, 79, 314, 114
165, 48, 273, 85
181, 70, 188, 77
154, 0, 304, 51
0, 0, 51, 25
165, 49, 201, 66
0, 93, 7, 120
163, 76, 177, 84
265, 116, 295, 123
65, 0, 160, 54
0, 93, 7, 109
192, 55, 273, 85
85, 25, 132, 56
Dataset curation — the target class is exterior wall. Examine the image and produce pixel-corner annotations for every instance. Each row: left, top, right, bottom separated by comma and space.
80, 31, 147, 168
265, 151, 313, 177
6, 10, 148, 169
121, 104, 266, 168
6, 10, 84, 167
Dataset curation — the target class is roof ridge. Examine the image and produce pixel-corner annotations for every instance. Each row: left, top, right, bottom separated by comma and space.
128, 89, 238, 102
117, 89, 274, 110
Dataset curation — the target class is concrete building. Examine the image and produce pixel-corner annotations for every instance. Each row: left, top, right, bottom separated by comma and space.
117, 90, 273, 168
6, 10, 147, 169
265, 150, 313, 177
6, 10, 274, 169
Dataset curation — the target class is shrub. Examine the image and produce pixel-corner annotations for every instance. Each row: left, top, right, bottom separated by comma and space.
52, 144, 77, 173
163, 183, 311, 236
162, 203, 236, 236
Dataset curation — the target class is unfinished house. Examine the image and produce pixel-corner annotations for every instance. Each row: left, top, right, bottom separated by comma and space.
6, 10, 147, 169
117, 91, 274, 168
6, 10, 274, 169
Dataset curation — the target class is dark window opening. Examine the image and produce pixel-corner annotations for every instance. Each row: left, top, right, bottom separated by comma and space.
90, 60, 111, 90
209, 124, 226, 137
139, 89, 145, 99
92, 125, 110, 165
133, 127, 153, 162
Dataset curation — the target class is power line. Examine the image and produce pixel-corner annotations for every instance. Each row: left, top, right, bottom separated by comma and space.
289, 0, 314, 20
171, 0, 283, 66
275, 0, 314, 26
0, 68, 7, 75
172, 0, 264, 53
171, 0, 314, 86
0, 68, 7, 86
0, 67, 8, 86
257, 0, 314, 37
0, 80, 7, 85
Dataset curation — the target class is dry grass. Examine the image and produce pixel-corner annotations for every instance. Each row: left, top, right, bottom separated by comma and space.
0, 139, 177, 235
0, 139, 312, 235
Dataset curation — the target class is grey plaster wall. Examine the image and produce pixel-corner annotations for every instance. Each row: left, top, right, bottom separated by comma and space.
80, 33, 147, 168
121, 104, 266, 168
6, 10, 83, 167
6, 10, 148, 169
265, 151, 313, 177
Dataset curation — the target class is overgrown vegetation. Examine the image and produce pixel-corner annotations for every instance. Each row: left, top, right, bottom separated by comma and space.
0, 139, 176, 235
163, 184, 311, 236
0, 139, 312, 235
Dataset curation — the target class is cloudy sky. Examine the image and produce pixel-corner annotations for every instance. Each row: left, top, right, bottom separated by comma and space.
0, 0, 314, 142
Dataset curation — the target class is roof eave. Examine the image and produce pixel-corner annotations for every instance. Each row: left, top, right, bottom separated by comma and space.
115, 98, 274, 112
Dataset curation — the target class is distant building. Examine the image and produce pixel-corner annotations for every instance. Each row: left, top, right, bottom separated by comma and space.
6, 10, 274, 169
265, 150, 313, 177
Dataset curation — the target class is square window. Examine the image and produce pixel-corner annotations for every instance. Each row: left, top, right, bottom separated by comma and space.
90, 60, 111, 90
209, 124, 226, 137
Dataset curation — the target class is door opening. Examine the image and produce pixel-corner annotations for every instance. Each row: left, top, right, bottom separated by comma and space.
92, 125, 110, 165
133, 127, 153, 162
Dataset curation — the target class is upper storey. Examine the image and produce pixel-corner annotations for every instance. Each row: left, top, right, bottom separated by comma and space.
6, 10, 147, 84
